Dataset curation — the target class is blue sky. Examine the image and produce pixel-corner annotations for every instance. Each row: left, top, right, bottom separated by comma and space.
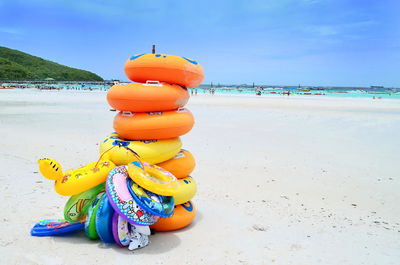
1, 0, 399, 87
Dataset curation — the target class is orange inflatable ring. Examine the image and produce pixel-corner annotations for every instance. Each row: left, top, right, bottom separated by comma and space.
107, 81, 189, 112
124, 53, 204, 88
150, 201, 196, 231
114, 108, 194, 140
157, 149, 195, 179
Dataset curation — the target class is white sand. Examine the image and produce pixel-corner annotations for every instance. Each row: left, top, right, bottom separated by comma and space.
0, 89, 399, 265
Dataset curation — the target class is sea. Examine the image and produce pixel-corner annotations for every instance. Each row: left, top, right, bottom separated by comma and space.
1, 82, 400, 99
194, 85, 400, 99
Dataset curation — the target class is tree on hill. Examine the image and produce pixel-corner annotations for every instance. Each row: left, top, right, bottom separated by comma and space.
0, 46, 103, 81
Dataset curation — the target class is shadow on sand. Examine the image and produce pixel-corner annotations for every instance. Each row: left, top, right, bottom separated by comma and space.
51, 209, 204, 254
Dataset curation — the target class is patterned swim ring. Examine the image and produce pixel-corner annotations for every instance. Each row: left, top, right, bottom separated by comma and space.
31, 219, 84, 237
127, 178, 174, 217
106, 166, 159, 226
111, 212, 130, 247
64, 183, 105, 222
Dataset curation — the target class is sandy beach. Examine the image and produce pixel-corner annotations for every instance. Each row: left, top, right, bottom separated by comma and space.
0, 89, 399, 265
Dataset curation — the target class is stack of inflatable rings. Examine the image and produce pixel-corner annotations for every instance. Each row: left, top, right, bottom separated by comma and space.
32, 52, 204, 249
103, 53, 203, 232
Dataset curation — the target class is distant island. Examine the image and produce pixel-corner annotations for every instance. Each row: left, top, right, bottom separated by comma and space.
0, 46, 103, 81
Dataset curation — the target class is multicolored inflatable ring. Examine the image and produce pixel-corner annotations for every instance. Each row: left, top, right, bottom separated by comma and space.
106, 166, 159, 226
127, 178, 174, 217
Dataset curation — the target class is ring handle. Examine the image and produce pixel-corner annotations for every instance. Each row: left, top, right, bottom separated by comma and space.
122, 111, 134, 117
144, 81, 162, 86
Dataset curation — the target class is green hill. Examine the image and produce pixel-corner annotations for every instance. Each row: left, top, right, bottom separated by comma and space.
0, 46, 103, 81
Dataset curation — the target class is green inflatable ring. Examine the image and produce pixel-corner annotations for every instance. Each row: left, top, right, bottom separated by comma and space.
85, 192, 105, 240
64, 183, 105, 222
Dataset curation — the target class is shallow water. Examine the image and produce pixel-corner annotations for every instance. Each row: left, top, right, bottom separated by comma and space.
2, 82, 399, 99
191, 87, 400, 99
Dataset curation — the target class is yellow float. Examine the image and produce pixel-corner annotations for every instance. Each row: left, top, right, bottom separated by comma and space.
173, 176, 197, 205
38, 155, 115, 196
99, 133, 182, 165
127, 161, 180, 196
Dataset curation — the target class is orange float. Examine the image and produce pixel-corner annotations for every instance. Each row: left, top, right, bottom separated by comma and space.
107, 81, 189, 112
124, 53, 204, 88
157, 149, 195, 179
150, 201, 196, 232
114, 108, 194, 140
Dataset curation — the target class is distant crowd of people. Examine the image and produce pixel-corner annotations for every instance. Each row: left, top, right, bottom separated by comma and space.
1, 84, 33, 89
189, 88, 217, 95
1, 81, 114, 91
190, 88, 198, 95
37, 86, 62, 90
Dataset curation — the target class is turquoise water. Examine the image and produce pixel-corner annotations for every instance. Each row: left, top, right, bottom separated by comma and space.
189, 87, 400, 99
2, 82, 399, 99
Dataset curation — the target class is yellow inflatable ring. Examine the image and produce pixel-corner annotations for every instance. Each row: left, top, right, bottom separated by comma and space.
38, 156, 115, 196
127, 161, 180, 196
99, 133, 182, 165
173, 176, 197, 205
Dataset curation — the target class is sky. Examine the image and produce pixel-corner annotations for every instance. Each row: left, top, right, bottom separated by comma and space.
1, 0, 399, 87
